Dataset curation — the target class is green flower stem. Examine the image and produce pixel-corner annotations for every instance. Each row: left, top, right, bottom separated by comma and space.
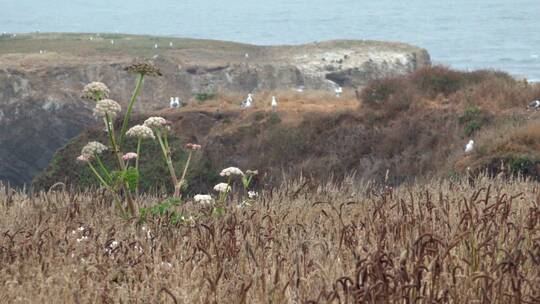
95, 155, 112, 184
87, 161, 110, 188
88, 162, 125, 215
135, 138, 141, 196
177, 150, 193, 198
119, 73, 144, 146
105, 113, 125, 171
156, 130, 179, 196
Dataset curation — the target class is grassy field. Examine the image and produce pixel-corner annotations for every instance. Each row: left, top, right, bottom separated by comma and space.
1, 175, 539, 303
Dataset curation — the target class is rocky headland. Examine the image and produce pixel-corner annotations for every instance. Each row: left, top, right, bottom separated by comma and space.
0, 33, 430, 187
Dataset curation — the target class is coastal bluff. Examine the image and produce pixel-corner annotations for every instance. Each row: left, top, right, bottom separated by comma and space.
0, 33, 430, 187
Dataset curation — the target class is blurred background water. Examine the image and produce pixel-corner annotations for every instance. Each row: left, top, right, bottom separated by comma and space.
1, 0, 539, 80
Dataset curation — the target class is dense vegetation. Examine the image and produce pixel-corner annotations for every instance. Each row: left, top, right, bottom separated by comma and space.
2, 175, 539, 303
34, 66, 540, 194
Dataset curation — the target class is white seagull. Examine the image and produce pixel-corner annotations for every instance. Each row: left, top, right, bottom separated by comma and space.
335, 86, 343, 97
245, 53, 249, 59
241, 94, 253, 108
271, 96, 278, 112
169, 41, 173, 47
110, 39, 114, 45
154, 43, 158, 49
527, 100, 540, 110
465, 140, 474, 153
170, 97, 180, 108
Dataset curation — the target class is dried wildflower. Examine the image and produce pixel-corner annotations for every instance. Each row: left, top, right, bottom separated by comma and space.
93, 99, 121, 118
81, 81, 110, 101
143, 116, 167, 129
124, 62, 162, 76
122, 152, 138, 160
126, 125, 155, 139
194, 194, 213, 205
76, 155, 90, 163
246, 170, 258, 176
186, 143, 202, 150
81, 141, 108, 157
220, 167, 244, 177
213, 183, 231, 193
248, 191, 258, 199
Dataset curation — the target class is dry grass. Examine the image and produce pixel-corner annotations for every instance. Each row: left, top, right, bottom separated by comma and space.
2, 175, 539, 303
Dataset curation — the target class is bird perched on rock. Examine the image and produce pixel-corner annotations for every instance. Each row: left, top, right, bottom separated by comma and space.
241, 94, 253, 109
170, 97, 180, 108
335, 86, 343, 97
465, 140, 474, 153
271, 96, 278, 112
527, 99, 540, 110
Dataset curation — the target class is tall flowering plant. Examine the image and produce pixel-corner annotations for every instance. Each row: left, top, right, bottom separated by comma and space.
77, 62, 161, 216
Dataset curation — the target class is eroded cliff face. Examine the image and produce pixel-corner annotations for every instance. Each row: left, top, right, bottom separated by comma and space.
0, 35, 430, 187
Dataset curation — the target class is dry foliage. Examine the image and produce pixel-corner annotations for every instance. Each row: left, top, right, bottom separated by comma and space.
1, 175, 540, 303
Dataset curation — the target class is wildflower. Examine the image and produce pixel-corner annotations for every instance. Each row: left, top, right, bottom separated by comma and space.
76, 155, 90, 163
81, 81, 110, 101
93, 99, 121, 118
248, 191, 258, 199
194, 194, 213, 205
122, 152, 138, 160
76, 236, 89, 243
213, 183, 231, 193
143, 116, 167, 129
124, 62, 162, 76
81, 141, 108, 157
185, 143, 202, 150
246, 170, 259, 176
126, 125, 155, 139
220, 167, 244, 177
160, 261, 173, 268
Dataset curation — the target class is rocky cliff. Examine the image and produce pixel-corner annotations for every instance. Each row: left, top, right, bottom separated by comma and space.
0, 33, 430, 187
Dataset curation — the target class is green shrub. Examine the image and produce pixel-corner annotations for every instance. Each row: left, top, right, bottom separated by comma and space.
509, 156, 535, 175
268, 113, 281, 125
195, 92, 216, 103
459, 105, 484, 136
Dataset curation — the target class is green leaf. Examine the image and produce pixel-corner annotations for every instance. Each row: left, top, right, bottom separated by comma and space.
124, 167, 139, 190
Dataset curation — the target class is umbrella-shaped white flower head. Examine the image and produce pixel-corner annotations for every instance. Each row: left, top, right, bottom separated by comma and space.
194, 194, 214, 205
81, 141, 108, 157
126, 125, 155, 140
94, 99, 121, 118
220, 167, 244, 177
143, 116, 168, 130
82, 82, 110, 101
213, 183, 231, 193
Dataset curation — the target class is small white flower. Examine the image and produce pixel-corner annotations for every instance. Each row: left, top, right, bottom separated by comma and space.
213, 183, 231, 193
248, 191, 258, 199
77, 226, 85, 232
126, 125, 155, 139
220, 167, 244, 177
76, 236, 89, 243
81, 141, 108, 157
143, 116, 167, 129
82, 82, 110, 100
194, 194, 214, 205
93, 99, 121, 118
160, 262, 173, 268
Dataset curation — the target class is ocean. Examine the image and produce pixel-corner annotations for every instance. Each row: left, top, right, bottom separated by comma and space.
1, 0, 539, 81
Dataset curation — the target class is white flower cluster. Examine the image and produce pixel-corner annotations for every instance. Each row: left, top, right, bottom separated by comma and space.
81, 141, 108, 157
93, 99, 121, 118
194, 194, 213, 205
126, 125, 155, 139
82, 81, 110, 100
213, 183, 231, 193
220, 167, 244, 176
248, 191, 258, 199
143, 116, 167, 129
